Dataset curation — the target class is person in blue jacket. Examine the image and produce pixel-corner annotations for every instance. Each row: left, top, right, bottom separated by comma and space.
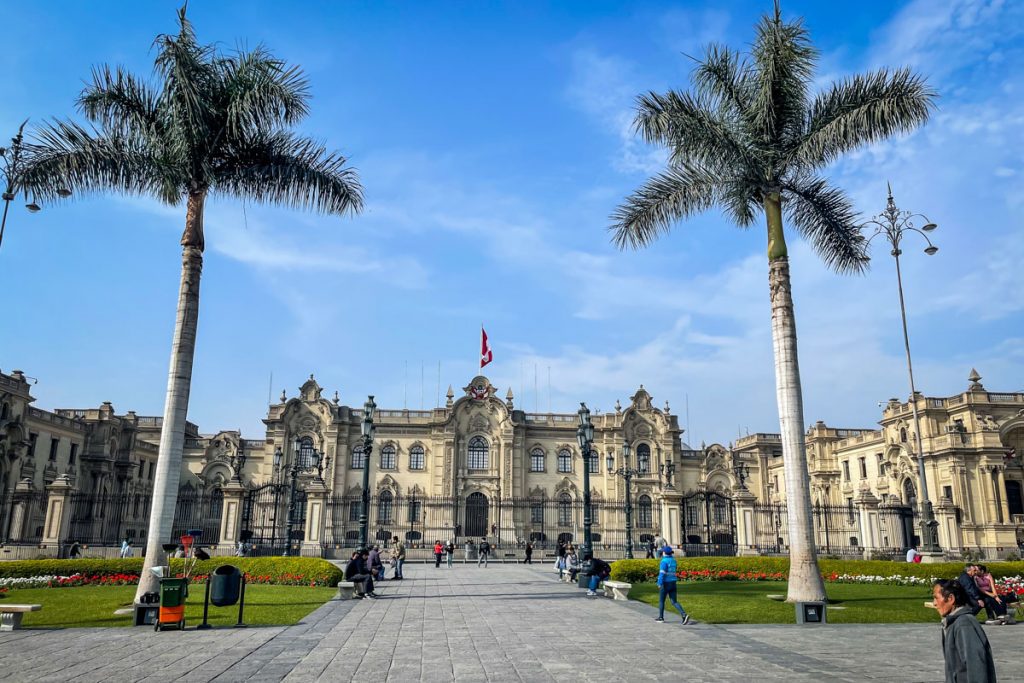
656, 546, 691, 624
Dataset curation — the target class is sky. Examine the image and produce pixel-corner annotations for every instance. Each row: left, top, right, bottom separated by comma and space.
1, 0, 1022, 447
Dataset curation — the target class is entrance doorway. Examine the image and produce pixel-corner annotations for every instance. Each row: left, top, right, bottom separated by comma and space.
465, 492, 489, 538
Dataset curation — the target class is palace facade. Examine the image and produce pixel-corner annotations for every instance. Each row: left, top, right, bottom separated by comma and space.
2, 366, 1022, 559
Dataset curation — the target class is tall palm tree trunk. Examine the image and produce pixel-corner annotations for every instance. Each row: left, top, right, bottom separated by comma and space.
765, 192, 827, 603
135, 192, 205, 602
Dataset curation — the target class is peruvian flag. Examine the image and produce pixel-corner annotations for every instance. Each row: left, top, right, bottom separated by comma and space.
480, 327, 493, 368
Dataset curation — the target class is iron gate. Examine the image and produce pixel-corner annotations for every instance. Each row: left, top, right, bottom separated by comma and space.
680, 490, 737, 556
240, 483, 288, 556
465, 492, 489, 538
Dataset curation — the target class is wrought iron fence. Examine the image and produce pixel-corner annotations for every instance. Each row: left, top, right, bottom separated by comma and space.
0, 490, 50, 544
679, 490, 737, 556
67, 493, 151, 546
749, 502, 914, 558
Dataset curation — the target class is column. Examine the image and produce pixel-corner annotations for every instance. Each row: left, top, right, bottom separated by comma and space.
217, 480, 246, 553
42, 475, 74, 548
302, 479, 328, 554
8, 479, 34, 542
733, 488, 758, 556
854, 489, 880, 560
934, 497, 960, 554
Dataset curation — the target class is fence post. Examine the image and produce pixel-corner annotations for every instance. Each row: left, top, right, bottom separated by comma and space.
42, 475, 74, 551
8, 478, 34, 542
733, 488, 758, 556
302, 479, 328, 556
854, 489, 880, 560
934, 495, 960, 555
218, 480, 246, 554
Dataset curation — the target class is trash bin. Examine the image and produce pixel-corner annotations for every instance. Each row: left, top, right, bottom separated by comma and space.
156, 577, 189, 631
210, 565, 242, 607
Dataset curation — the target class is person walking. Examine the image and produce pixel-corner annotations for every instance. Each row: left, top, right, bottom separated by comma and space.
392, 536, 405, 580
645, 539, 655, 559
433, 540, 444, 568
119, 538, 132, 559
974, 564, 1010, 625
932, 578, 996, 682
445, 540, 455, 568
655, 546, 690, 624
524, 542, 533, 565
344, 550, 377, 599
584, 553, 611, 596
477, 537, 491, 567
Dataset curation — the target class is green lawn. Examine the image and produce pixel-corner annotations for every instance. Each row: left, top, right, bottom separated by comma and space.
629, 581, 956, 623
0, 584, 336, 629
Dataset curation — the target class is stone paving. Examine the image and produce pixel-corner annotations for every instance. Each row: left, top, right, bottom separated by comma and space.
1, 563, 1023, 681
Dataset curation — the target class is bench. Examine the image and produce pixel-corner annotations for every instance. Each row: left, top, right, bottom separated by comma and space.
336, 581, 358, 600
602, 581, 632, 601
0, 604, 41, 631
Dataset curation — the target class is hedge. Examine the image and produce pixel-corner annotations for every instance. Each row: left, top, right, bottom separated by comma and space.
0, 557, 342, 586
608, 557, 1024, 584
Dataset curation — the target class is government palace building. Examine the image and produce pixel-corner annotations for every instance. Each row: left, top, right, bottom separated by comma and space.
1, 367, 1023, 561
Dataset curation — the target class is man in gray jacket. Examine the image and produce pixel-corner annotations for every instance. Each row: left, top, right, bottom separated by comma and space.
932, 578, 996, 682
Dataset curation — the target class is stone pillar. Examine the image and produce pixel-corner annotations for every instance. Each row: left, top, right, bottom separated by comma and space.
302, 479, 328, 554
8, 479, 34, 542
42, 475, 74, 548
733, 488, 758, 556
854, 489, 880, 560
217, 480, 246, 553
934, 496, 960, 554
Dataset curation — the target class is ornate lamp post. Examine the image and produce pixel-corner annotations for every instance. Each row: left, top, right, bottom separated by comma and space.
607, 439, 638, 559
283, 437, 324, 556
229, 443, 247, 482
358, 396, 377, 553
576, 403, 595, 586
732, 461, 749, 491
0, 121, 70, 255
863, 185, 941, 554
659, 460, 676, 488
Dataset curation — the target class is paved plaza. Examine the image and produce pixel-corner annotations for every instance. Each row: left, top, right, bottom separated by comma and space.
1, 564, 1022, 682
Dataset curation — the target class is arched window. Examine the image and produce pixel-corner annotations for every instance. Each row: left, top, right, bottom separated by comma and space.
351, 444, 366, 469
588, 451, 599, 474
638, 495, 653, 528
637, 444, 651, 473
557, 449, 572, 473
409, 445, 425, 470
902, 479, 916, 506
0, 403, 8, 421
530, 448, 545, 472
381, 445, 396, 470
298, 436, 315, 468
378, 491, 393, 523
468, 436, 489, 470
558, 493, 572, 526
900, 427, 908, 443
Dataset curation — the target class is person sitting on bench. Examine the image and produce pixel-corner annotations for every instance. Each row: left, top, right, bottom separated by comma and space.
344, 550, 377, 599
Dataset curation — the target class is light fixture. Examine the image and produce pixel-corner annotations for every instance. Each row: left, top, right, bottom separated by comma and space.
924, 246, 938, 255
56, 188, 72, 198
25, 202, 40, 213
921, 223, 937, 232
606, 452, 614, 473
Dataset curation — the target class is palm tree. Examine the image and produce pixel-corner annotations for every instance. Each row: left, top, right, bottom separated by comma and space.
22, 7, 363, 602
610, 5, 934, 602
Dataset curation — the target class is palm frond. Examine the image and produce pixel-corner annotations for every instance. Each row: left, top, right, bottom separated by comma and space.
782, 176, 868, 274
692, 44, 753, 123
634, 90, 750, 171
23, 120, 179, 203
214, 131, 363, 216
750, 10, 817, 148
794, 67, 936, 167
79, 66, 163, 139
219, 46, 310, 136
609, 164, 719, 249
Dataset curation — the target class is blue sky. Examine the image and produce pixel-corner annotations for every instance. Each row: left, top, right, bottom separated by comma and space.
1, 0, 1021, 445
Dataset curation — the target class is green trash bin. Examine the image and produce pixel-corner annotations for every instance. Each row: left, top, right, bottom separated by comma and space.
156, 577, 189, 631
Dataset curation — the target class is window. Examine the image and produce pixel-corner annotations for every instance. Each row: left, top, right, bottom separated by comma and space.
636, 444, 651, 473
846, 497, 855, 522
381, 445, 396, 470
842, 461, 850, 481
900, 427, 908, 443
557, 449, 572, 473
48, 438, 59, 462
943, 485, 953, 501
349, 501, 361, 521
713, 499, 727, 524
773, 475, 779, 493
377, 491, 393, 523
638, 495, 653, 528
29, 433, 38, 457
148, 461, 155, 480
407, 500, 422, 523
858, 457, 867, 479
557, 494, 572, 526
588, 451, 599, 474
138, 459, 145, 478
69, 443, 78, 465
351, 445, 366, 469
298, 436, 315, 468
685, 504, 699, 526
0, 403, 7, 420
530, 448, 545, 472
409, 446, 425, 470
531, 504, 544, 524
468, 436, 489, 470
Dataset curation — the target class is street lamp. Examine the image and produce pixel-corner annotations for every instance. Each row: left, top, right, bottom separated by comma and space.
732, 461, 749, 491
0, 120, 71, 255
576, 402, 595, 587
229, 443, 247, 482
863, 184, 941, 554
660, 460, 676, 488
358, 396, 377, 553
284, 437, 324, 556
607, 439, 639, 559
